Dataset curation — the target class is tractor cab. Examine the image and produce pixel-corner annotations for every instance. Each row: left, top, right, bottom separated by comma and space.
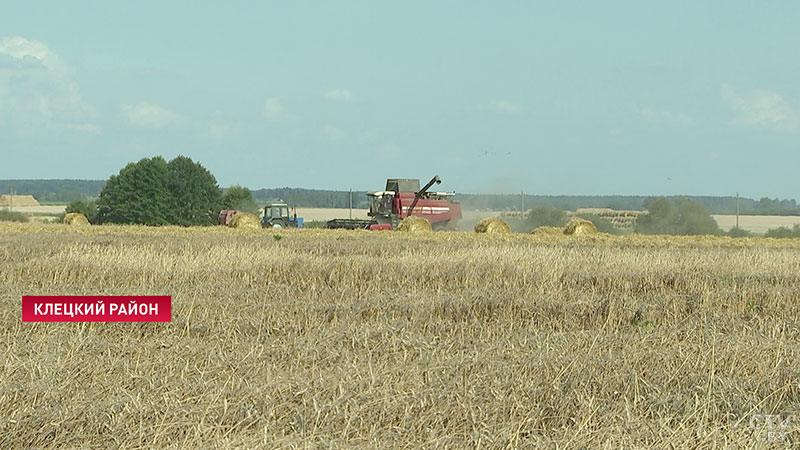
261, 202, 303, 228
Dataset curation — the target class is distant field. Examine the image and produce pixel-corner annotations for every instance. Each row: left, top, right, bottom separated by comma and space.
6, 205, 66, 214
713, 215, 800, 233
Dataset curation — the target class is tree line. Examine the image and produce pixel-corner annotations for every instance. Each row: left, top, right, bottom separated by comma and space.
6, 178, 797, 216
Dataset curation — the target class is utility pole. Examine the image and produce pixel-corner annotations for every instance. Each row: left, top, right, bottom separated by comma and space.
9, 187, 14, 212
349, 189, 352, 219
521, 190, 524, 213
736, 192, 740, 229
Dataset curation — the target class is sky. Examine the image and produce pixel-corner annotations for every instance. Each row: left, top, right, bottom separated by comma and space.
0, 1, 798, 198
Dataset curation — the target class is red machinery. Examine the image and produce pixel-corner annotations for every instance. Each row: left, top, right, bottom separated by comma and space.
327, 175, 461, 230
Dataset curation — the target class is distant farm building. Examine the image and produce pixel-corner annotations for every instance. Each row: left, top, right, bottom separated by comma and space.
0, 194, 40, 207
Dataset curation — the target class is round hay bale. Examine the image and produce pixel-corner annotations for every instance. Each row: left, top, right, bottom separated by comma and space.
229, 212, 261, 230
474, 217, 510, 234
397, 215, 431, 233
63, 212, 90, 226
530, 226, 564, 235
564, 218, 597, 235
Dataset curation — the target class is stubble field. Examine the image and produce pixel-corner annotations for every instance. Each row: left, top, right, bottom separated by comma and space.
1, 223, 799, 448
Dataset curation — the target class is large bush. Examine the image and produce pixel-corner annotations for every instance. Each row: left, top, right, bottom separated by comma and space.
765, 225, 800, 239
0, 210, 29, 222
97, 156, 223, 226
527, 206, 568, 229
636, 197, 720, 235
222, 185, 259, 214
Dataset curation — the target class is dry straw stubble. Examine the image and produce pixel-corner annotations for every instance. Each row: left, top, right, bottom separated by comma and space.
2, 222, 800, 447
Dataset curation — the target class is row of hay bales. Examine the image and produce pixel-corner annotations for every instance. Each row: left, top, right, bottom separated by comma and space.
472, 217, 597, 235
60, 211, 265, 229
530, 218, 598, 235
398, 215, 599, 235
60, 211, 598, 236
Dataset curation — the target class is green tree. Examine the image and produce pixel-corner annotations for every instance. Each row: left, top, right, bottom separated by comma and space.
97, 157, 171, 225
635, 198, 675, 234
222, 185, 258, 214
636, 197, 720, 235
97, 156, 223, 226
674, 198, 720, 235
166, 156, 223, 225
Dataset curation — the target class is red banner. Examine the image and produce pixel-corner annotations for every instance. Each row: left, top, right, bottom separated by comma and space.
22, 296, 171, 322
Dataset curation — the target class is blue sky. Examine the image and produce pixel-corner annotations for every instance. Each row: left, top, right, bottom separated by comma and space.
1, 1, 798, 197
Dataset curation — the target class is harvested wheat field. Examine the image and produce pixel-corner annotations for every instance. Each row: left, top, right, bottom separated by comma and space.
1, 222, 799, 447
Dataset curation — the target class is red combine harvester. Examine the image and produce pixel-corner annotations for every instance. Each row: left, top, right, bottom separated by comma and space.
327, 175, 462, 231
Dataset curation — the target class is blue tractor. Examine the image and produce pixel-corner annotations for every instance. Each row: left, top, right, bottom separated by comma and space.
261, 202, 303, 228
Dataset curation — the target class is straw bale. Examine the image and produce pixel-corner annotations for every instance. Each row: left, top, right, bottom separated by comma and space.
397, 216, 431, 233
564, 217, 598, 235
63, 212, 90, 225
530, 226, 565, 235
229, 212, 261, 230
474, 217, 510, 234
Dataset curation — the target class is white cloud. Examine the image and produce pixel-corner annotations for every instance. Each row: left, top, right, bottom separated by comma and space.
0, 36, 96, 133
323, 125, 346, 140
722, 84, 796, 131
263, 97, 284, 119
0, 36, 60, 69
324, 89, 353, 102
121, 102, 180, 128
488, 100, 522, 115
